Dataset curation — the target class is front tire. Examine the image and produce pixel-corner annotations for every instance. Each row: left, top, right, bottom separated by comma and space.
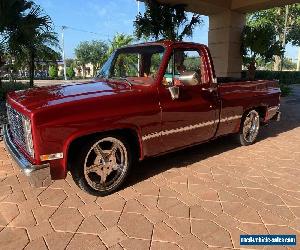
70, 135, 132, 196
238, 110, 260, 146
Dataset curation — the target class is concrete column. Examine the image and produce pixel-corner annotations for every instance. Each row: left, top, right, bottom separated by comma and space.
208, 10, 245, 77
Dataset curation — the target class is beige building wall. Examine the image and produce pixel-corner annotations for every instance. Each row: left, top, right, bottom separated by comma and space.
208, 10, 245, 77
74, 63, 94, 78
57, 63, 95, 78
57, 64, 64, 77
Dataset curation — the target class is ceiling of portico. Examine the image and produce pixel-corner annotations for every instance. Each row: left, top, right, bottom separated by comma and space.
155, 0, 300, 14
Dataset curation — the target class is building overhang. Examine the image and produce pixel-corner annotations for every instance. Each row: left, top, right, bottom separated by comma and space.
141, 0, 300, 14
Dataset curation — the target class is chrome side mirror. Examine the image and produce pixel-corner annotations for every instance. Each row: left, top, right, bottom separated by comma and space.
168, 86, 179, 100
178, 71, 199, 86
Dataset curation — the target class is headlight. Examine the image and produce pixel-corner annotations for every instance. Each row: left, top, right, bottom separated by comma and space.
22, 116, 35, 157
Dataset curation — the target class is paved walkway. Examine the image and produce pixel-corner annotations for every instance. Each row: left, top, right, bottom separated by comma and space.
0, 86, 300, 249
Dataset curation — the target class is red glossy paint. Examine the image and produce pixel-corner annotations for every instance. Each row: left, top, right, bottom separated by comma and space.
6, 41, 281, 180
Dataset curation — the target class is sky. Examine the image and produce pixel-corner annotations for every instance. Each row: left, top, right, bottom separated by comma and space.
35, 0, 298, 61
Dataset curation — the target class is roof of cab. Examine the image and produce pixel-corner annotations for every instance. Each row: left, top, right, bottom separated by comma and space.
120, 40, 206, 49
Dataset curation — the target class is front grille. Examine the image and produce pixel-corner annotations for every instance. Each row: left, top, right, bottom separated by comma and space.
6, 105, 26, 150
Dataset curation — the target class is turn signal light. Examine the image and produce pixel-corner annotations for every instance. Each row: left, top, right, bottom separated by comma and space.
40, 153, 64, 162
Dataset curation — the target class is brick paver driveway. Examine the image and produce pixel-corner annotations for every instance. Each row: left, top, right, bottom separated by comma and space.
1, 86, 300, 250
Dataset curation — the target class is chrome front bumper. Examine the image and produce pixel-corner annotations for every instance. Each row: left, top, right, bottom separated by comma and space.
2, 124, 51, 187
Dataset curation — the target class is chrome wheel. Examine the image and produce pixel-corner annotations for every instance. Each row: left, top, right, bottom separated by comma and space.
84, 137, 128, 192
243, 110, 260, 143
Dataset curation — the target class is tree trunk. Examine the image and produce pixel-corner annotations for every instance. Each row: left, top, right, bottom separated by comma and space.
82, 65, 86, 79
0, 55, 3, 89
29, 50, 35, 87
274, 55, 281, 71
247, 60, 256, 80
93, 65, 97, 77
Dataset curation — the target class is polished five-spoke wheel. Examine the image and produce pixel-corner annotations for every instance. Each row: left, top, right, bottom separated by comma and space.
238, 110, 260, 146
84, 137, 128, 192
71, 135, 132, 196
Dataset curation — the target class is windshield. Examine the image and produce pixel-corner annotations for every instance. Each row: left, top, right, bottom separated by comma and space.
96, 45, 165, 84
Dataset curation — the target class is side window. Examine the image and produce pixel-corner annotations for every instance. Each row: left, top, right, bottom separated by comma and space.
181, 51, 202, 74
163, 49, 203, 86
150, 53, 164, 76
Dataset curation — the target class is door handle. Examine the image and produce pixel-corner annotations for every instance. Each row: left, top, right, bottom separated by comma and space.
201, 87, 217, 93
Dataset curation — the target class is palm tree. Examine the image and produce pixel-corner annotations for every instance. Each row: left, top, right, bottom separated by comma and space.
1, 0, 60, 86
134, 0, 202, 41
107, 33, 134, 56
0, 0, 33, 32
100, 33, 133, 70
9, 5, 60, 86
0, 0, 33, 86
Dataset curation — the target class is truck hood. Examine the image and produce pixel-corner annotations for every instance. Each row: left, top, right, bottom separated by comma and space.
7, 80, 131, 111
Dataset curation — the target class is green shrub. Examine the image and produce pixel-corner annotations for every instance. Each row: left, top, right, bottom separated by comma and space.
49, 65, 58, 79
66, 67, 75, 79
0, 81, 31, 101
242, 70, 300, 85
280, 84, 292, 97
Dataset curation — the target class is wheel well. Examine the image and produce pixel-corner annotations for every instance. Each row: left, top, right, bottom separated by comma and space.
254, 106, 267, 120
67, 128, 141, 171
243, 106, 267, 121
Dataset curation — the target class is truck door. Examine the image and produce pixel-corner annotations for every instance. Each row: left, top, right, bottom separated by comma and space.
158, 46, 219, 152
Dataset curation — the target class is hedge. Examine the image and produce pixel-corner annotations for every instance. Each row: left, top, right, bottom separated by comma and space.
0, 81, 31, 101
242, 70, 300, 85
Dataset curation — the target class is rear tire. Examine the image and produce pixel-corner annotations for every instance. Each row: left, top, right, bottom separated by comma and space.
70, 135, 132, 196
238, 110, 260, 146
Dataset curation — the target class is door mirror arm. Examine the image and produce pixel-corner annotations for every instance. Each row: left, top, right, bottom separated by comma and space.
201, 79, 218, 93
201, 87, 217, 93
168, 85, 180, 100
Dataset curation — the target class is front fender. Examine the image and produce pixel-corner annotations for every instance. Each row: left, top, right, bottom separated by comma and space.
60, 123, 143, 178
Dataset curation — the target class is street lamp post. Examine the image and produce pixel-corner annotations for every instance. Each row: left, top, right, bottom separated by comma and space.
280, 5, 300, 72
137, 0, 140, 74
281, 5, 289, 71
297, 47, 300, 71
61, 26, 67, 81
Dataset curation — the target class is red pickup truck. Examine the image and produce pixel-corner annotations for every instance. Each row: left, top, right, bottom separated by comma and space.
2, 41, 281, 196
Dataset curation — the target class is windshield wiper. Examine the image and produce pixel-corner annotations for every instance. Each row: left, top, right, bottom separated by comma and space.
109, 77, 133, 86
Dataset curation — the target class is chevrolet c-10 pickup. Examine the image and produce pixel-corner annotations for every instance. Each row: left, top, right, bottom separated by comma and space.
2, 40, 281, 196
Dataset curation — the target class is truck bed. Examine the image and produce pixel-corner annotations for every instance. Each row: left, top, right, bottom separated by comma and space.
217, 77, 254, 83
217, 77, 279, 84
